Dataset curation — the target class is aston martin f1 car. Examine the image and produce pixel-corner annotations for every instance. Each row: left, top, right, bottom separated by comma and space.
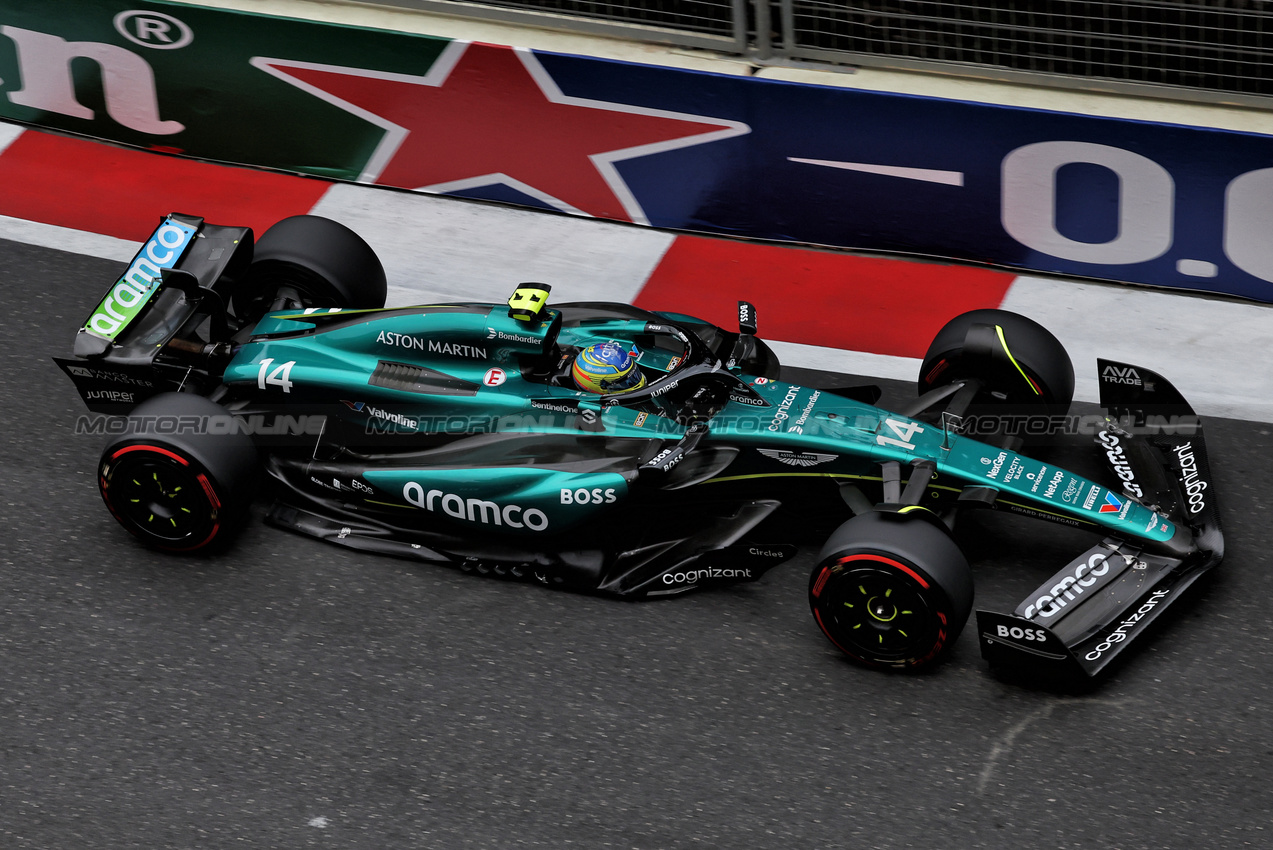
56, 212, 1225, 680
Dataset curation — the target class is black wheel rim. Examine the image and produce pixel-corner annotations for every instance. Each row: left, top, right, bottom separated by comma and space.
814, 559, 940, 663
101, 446, 219, 549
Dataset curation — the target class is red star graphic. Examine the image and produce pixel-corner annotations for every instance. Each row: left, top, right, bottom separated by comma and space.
253, 42, 749, 223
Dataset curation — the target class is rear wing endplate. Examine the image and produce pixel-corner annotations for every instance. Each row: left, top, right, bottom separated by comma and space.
74, 213, 203, 357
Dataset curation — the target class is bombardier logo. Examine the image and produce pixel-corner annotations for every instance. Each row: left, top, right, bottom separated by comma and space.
487, 329, 540, 345
756, 448, 837, 468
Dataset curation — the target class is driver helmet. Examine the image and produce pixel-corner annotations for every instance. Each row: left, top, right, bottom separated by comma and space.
571, 342, 647, 394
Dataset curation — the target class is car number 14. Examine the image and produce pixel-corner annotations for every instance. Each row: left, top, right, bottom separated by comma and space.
876, 417, 924, 451
257, 358, 296, 393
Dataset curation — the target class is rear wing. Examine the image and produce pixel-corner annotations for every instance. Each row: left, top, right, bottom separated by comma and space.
58, 212, 254, 411
978, 360, 1222, 679
75, 213, 202, 357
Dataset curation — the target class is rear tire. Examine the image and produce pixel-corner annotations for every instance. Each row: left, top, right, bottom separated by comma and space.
919, 309, 1074, 415
234, 215, 387, 322
809, 511, 972, 670
98, 393, 257, 552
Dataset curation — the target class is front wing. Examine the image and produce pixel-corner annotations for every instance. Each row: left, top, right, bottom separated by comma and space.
977, 360, 1223, 678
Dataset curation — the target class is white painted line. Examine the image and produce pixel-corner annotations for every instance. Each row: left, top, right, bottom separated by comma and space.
768, 339, 921, 385
1001, 275, 1273, 422
789, 157, 964, 186
0, 214, 138, 262
309, 183, 676, 307
0, 122, 23, 157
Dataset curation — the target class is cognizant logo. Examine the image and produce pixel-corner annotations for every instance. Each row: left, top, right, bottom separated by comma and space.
403, 483, 548, 531
662, 567, 752, 585
85, 218, 196, 339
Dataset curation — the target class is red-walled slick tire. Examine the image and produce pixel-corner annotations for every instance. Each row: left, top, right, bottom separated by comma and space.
98, 393, 257, 552
809, 511, 973, 670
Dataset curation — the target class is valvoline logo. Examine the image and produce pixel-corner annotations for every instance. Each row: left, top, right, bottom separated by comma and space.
1099, 492, 1124, 514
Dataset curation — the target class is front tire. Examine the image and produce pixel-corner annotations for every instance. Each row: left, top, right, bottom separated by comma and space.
98, 393, 258, 552
919, 308, 1074, 415
809, 511, 972, 670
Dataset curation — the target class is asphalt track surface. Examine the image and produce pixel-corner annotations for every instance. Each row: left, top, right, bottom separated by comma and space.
4, 238, 1272, 849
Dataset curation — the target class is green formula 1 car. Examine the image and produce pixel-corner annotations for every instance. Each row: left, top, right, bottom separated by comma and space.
56, 213, 1224, 680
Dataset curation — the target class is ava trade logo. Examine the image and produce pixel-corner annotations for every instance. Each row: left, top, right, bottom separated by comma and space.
1099, 492, 1124, 514
249, 42, 750, 224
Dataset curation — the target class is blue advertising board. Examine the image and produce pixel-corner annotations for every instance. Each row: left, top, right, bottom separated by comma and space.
530, 50, 1273, 303
3, 1, 1273, 301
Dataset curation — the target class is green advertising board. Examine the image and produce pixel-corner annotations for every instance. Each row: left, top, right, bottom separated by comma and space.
0, 0, 448, 179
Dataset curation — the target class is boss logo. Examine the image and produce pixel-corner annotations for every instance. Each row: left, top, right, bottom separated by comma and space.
559, 487, 618, 505
996, 624, 1048, 643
